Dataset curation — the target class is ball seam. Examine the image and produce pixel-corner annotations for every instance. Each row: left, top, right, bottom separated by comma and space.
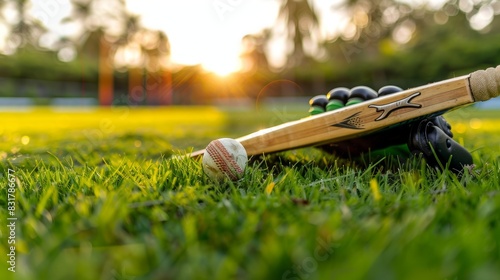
206, 140, 243, 180
213, 140, 243, 180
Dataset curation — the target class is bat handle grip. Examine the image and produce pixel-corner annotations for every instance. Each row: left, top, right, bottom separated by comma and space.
469, 65, 500, 101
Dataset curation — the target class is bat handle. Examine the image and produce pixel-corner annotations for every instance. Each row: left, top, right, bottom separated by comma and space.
469, 65, 500, 101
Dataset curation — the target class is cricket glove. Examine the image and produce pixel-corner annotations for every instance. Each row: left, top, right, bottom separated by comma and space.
308, 85, 473, 174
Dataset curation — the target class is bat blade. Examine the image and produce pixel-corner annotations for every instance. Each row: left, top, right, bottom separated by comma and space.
189, 65, 500, 158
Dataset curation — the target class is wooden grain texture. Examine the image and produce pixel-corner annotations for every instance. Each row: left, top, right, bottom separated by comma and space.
190, 74, 477, 158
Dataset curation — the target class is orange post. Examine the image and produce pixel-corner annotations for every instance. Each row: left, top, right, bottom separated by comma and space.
160, 69, 173, 105
98, 37, 113, 106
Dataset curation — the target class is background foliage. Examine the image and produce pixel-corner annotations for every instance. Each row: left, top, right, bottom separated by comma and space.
1, 0, 500, 102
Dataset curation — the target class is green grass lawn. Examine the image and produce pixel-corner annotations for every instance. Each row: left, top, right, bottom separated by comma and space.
1, 106, 499, 280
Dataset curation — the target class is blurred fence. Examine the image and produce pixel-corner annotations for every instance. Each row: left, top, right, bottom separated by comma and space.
0, 76, 499, 109
0, 77, 98, 98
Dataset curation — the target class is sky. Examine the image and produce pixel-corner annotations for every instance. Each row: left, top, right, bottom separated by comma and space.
21, 0, 348, 75
123, 0, 350, 74
125, 0, 283, 74
6, 0, 449, 75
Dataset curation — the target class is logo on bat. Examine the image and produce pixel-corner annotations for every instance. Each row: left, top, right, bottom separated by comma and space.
369, 92, 422, 121
332, 112, 364, 130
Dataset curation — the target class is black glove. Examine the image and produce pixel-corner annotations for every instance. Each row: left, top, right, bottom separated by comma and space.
308, 85, 473, 174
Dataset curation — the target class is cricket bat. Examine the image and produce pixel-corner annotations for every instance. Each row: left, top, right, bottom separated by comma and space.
190, 65, 500, 158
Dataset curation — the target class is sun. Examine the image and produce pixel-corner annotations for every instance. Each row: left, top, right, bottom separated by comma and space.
203, 62, 238, 77
201, 53, 241, 77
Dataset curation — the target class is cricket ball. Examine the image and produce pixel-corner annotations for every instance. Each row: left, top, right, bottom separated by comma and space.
202, 138, 247, 182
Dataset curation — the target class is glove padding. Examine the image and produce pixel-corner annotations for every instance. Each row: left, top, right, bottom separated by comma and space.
309, 85, 473, 173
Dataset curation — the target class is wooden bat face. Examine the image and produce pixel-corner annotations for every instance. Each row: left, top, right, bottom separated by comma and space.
237, 76, 474, 156
190, 65, 500, 158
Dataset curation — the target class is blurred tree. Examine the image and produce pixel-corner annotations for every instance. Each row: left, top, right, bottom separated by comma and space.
240, 29, 270, 73
7, 0, 46, 50
61, 0, 171, 106
141, 30, 171, 105
447, 0, 500, 31
282, 0, 500, 92
61, 0, 99, 56
277, 0, 321, 68
238, 29, 277, 101
326, 0, 417, 63
62, 0, 121, 105
0, 0, 6, 20
62, 0, 94, 32
112, 10, 143, 105
112, 7, 171, 105
0, 0, 7, 44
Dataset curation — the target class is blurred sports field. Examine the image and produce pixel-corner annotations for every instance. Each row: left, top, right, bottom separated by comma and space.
1, 105, 499, 158
1, 105, 499, 280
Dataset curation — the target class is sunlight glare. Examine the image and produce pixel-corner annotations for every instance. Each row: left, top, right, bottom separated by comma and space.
125, 0, 275, 73
200, 42, 242, 76
202, 55, 241, 77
